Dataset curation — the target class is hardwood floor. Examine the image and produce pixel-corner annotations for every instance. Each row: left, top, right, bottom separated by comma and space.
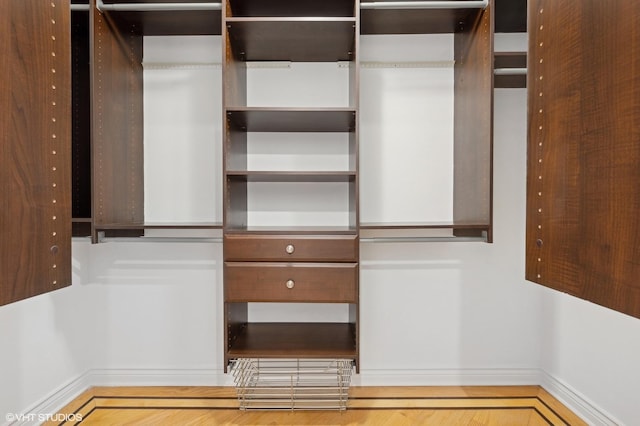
45, 386, 586, 425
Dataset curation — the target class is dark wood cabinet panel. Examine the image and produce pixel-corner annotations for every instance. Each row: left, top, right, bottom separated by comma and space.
527, 0, 640, 319
222, 0, 360, 369
225, 262, 358, 303
1, 0, 72, 305
90, 3, 144, 241
71, 8, 93, 237
453, 4, 494, 240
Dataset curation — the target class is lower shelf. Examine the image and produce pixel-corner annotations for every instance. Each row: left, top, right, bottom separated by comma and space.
227, 323, 357, 359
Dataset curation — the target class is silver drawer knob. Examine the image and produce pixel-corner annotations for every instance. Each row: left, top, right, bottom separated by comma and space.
286, 279, 295, 289
285, 244, 295, 254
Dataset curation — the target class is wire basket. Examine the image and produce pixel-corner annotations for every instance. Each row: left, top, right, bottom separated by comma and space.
230, 358, 354, 410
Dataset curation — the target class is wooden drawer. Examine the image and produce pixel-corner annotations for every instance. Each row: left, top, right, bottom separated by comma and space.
224, 235, 358, 262
225, 262, 358, 303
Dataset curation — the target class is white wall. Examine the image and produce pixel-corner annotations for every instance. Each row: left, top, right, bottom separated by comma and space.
359, 88, 543, 380
540, 288, 640, 425
0, 241, 93, 422
88, 242, 223, 374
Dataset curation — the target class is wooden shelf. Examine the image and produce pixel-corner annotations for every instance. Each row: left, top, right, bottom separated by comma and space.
226, 171, 355, 182
360, 222, 490, 230
227, 323, 356, 358
225, 226, 357, 235
95, 222, 222, 230
226, 108, 356, 132
226, 18, 356, 62
361, 7, 480, 34
228, 0, 355, 18
98, 1, 222, 35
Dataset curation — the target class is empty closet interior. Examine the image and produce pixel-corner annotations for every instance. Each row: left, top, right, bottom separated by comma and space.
67, 0, 497, 368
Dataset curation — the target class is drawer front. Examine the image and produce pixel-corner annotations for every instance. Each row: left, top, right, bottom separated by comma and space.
224, 235, 358, 262
225, 262, 357, 303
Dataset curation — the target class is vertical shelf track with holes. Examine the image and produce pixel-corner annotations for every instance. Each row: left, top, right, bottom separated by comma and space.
1, 0, 72, 305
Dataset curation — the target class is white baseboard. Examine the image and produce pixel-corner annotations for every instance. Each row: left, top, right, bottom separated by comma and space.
5, 373, 91, 426
540, 370, 620, 426
7, 367, 620, 426
86, 368, 233, 387
352, 368, 541, 386
4, 368, 232, 426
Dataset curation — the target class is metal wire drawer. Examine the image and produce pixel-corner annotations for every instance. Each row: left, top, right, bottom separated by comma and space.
230, 358, 354, 410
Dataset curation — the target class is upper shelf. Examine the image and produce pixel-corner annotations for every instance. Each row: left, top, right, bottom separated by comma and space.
95, 0, 524, 36
97, 0, 222, 35
227, 0, 356, 18
360, 0, 488, 34
226, 19, 356, 62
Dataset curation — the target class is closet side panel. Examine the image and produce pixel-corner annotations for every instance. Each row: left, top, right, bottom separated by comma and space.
526, 0, 640, 319
0, 0, 72, 305
91, 2, 143, 236
453, 2, 494, 239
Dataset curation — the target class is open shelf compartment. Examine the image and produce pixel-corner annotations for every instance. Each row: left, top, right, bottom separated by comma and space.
227, 322, 357, 359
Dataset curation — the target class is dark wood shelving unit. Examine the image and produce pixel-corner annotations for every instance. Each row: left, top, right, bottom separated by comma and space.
71, 4, 92, 237
88, 0, 224, 243
66, 0, 495, 371
360, 1, 494, 241
223, 0, 360, 370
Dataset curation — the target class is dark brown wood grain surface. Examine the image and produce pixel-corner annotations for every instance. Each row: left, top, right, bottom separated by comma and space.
1, 0, 72, 305
527, 0, 640, 319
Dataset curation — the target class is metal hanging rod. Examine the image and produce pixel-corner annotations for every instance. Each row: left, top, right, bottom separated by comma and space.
70, 4, 90, 11
94, 0, 486, 12
98, 237, 223, 243
97, 0, 222, 12
361, 236, 487, 243
494, 68, 527, 75
360, 1, 488, 10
